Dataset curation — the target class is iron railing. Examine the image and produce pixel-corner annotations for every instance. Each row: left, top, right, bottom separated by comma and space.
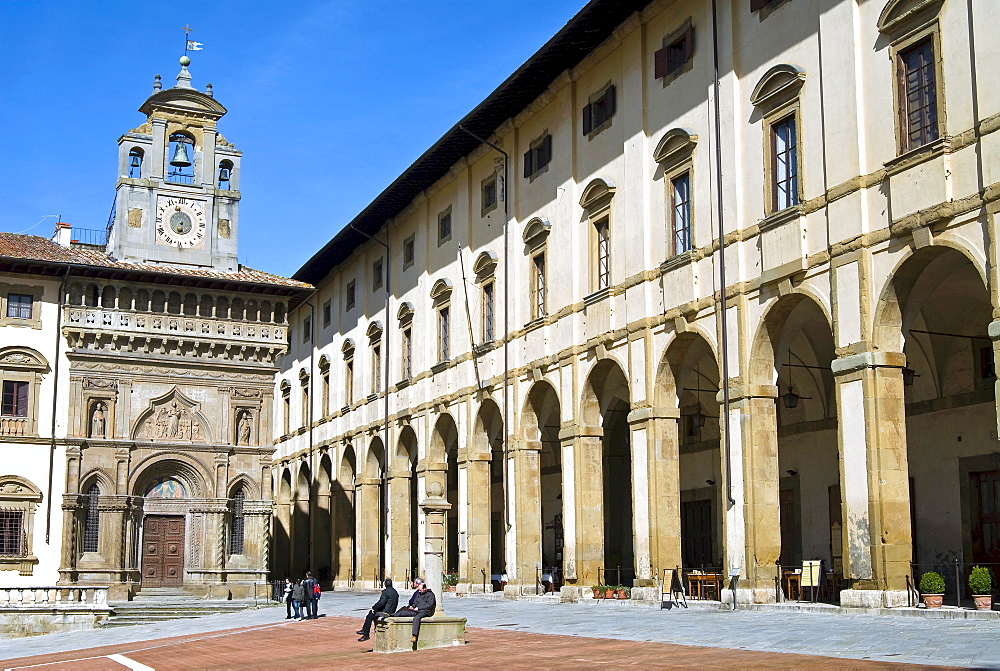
70, 228, 108, 247
909, 558, 1000, 608
598, 566, 636, 587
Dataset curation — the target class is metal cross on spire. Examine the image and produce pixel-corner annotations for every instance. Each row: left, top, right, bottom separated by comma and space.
181, 24, 203, 56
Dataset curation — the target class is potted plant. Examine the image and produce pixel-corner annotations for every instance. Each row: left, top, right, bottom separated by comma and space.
615, 585, 630, 599
919, 571, 946, 609
591, 584, 605, 599
968, 566, 993, 611
442, 572, 459, 592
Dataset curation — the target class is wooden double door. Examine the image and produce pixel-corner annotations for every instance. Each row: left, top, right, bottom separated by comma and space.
142, 515, 185, 586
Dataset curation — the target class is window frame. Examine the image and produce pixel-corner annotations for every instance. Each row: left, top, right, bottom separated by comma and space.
0, 475, 41, 575
322, 300, 331, 328
654, 19, 694, 85
482, 280, 495, 343
531, 251, 547, 320
0, 347, 47, 437
769, 113, 800, 213
582, 83, 616, 139
402, 234, 415, 271
371, 340, 382, 395
401, 325, 413, 380
894, 32, 943, 154
345, 279, 356, 312
437, 207, 453, 246
481, 174, 498, 216
0, 285, 42, 329
670, 171, 693, 256
344, 352, 355, 409
438, 305, 451, 362
523, 132, 553, 181
229, 488, 246, 556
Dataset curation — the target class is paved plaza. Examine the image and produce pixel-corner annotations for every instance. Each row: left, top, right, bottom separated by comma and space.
2, 591, 999, 668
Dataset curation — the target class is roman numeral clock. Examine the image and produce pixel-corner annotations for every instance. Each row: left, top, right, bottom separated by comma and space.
155, 196, 207, 249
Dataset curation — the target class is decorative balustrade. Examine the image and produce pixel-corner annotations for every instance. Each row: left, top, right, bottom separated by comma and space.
64, 306, 287, 346
0, 586, 109, 608
0, 416, 28, 437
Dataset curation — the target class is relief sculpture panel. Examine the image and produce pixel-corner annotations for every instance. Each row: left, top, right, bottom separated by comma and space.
133, 390, 212, 443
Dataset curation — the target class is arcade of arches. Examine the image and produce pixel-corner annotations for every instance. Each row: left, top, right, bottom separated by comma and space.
274, 247, 999, 605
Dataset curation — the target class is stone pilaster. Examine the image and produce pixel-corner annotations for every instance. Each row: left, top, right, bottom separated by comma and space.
355, 478, 381, 585
729, 383, 780, 601
832, 350, 913, 607
991, 321, 1000, 437
628, 407, 681, 587
510, 439, 541, 593
387, 470, 413, 581
559, 424, 604, 587
462, 455, 491, 593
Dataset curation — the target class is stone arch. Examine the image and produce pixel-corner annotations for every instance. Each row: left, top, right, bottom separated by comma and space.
430, 413, 460, 574
877, 0, 944, 35
0, 346, 50, 372
199, 294, 214, 318
167, 291, 182, 315
365, 436, 386, 478
79, 468, 114, 495
135, 289, 150, 311
579, 177, 616, 209
130, 455, 209, 499
118, 287, 134, 311
183, 293, 198, 317
395, 425, 418, 471
653, 127, 698, 166
750, 64, 807, 108
227, 474, 259, 500
100, 286, 116, 309
580, 356, 631, 428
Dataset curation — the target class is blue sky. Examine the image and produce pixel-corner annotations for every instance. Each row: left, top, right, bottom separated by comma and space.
0, 0, 584, 278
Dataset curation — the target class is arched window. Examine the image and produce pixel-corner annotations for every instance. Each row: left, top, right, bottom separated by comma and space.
218, 160, 234, 190
166, 132, 195, 185
82, 484, 100, 553
230, 487, 246, 555
128, 148, 144, 178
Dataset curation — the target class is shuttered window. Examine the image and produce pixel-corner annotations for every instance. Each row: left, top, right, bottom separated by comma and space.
654, 23, 694, 80
523, 134, 553, 179
582, 85, 616, 136
899, 38, 938, 151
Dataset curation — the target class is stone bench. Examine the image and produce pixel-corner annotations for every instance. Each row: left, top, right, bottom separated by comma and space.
374, 615, 467, 652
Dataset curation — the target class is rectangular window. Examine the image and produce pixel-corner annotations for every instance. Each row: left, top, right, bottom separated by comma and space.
322, 300, 331, 328
671, 173, 692, 254
373, 258, 383, 291
1, 381, 27, 417
771, 116, 798, 211
482, 282, 495, 343
282, 394, 290, 435
345, 280, 356, 311
372, 344, 382, 394
438, 306, 450, 361
321, 371, 330, 416
899, 38, 938, 152
654, 22, 694, 80
6, 294, 32, 320
0, 509, 25, 556
582, 85, 616, 136
595, 218, 610, 290
532, 252, 546, 319
482, 174, 498, 216
301, 383, 309, 426
345, 358, 354, 406
403, 234, 415, 270
523, 133, 553, 179
402, 327, 413, 379
302, 314, 311, 344
438, 208, 452, 245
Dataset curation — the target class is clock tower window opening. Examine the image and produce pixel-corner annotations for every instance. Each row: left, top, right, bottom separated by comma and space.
218, 160, 233, 190
128, 148, 144, 179
166, 132, 195, 185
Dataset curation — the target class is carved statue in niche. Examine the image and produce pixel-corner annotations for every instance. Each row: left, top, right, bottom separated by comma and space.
90, 402, 106, 438
237, 409, 253, 446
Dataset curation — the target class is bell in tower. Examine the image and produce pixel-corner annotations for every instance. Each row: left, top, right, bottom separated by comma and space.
107, 55, 242, 272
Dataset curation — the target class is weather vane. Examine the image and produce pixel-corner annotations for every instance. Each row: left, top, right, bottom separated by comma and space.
182, 24, 203, 57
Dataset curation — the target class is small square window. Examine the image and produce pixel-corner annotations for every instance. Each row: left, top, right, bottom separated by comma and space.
6, 294, 31, 320
373, 258, 384, 291
322, 300, 331, 328
345, 280, 356, 311
523, 133, 553, 180
582, 85, 616, 137
403, 234, 415, 270
438, 208, 452, 245
654, 21, 694, 81
482, 175, 498, 216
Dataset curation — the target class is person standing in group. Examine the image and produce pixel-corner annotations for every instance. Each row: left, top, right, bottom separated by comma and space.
387, 578, 435, 643
357, 579, 399, 641
301, 571, 319, 619
283, 578, 294, 619
290, 579, 305, 620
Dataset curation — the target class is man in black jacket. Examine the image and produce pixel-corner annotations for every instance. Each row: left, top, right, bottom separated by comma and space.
356, 579, 399, 641
387, 579, 436, 642
301, 571, 318, 619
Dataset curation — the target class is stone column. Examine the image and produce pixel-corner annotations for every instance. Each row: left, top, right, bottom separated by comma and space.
356, 477, 381, 586
559, 425, 604, 588
332, 482, 354, 585
833, 350, 913, 607
510, 440, 541, 594
729, 384, 780, 602
57, 494, 82, 584
387, 469, 412, 581
421, 485, 451, 615
463, 455, 491, 593
991, 321, 1000, 437
628, 408, 681, 592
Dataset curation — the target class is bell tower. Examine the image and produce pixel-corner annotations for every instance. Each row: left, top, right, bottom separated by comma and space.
108, 56, 241, 271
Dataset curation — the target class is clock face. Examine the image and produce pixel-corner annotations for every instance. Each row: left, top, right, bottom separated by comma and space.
155, 196, 207, 249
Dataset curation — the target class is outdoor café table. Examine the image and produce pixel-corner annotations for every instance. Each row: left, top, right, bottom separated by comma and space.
687, 572, 723, 600
783, 570, 802, 600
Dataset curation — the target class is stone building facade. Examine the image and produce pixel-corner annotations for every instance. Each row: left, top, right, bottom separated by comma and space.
275, 0, 999, 608
0, 60, 311, 600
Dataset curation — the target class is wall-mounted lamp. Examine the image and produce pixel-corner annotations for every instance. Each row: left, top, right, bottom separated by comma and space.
902, 366, 919, 386
786, 469, 798, 477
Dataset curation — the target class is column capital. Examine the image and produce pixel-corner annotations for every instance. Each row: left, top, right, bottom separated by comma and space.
355, 476, 381, 487
626, 406, 680, 424
723, 380, 778, 402
557, 423, 603, 440
831, 351, 906, 376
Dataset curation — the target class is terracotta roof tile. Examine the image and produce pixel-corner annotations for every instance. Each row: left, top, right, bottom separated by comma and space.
0, 233, 312, 290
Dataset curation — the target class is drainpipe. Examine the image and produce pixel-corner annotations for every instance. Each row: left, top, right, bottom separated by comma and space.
457, 125, 512, 551
711, 0, 736, 508
47, 265, 71, 544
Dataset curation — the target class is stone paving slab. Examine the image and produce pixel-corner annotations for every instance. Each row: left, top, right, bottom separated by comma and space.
1, 591, 998, 668
0, 614, 946, 669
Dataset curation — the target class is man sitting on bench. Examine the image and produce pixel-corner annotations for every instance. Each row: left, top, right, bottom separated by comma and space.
387, 578, 436, 643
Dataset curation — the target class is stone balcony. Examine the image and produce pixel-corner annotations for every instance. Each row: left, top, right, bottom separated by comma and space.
0, 416, 28, 437
63, 306, 288, 361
